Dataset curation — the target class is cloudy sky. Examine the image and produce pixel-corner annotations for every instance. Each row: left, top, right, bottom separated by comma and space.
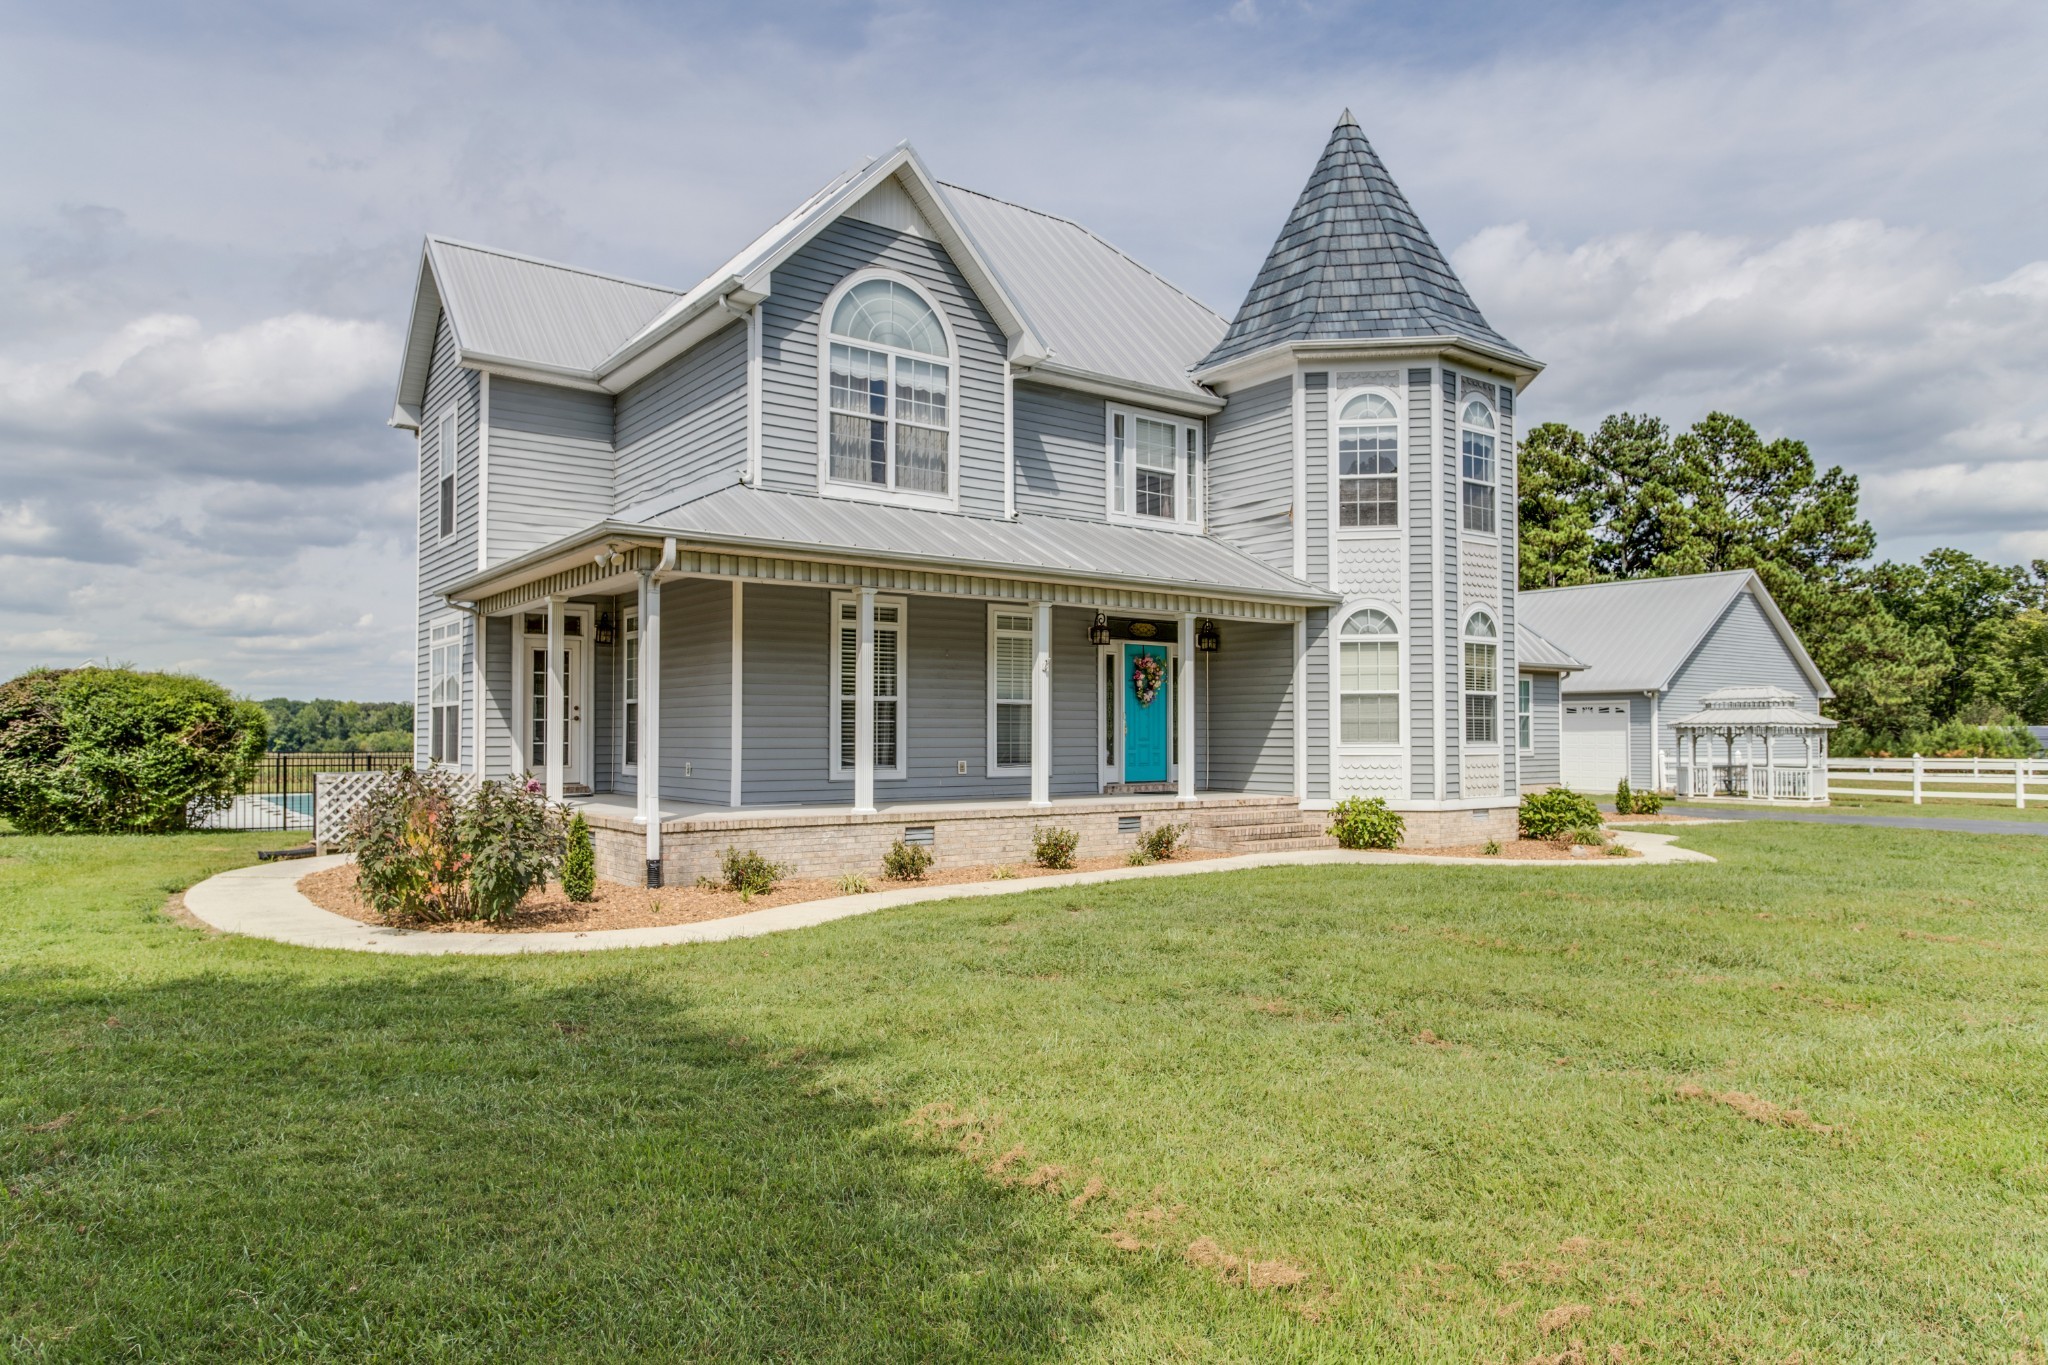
3, 0, 2044, 700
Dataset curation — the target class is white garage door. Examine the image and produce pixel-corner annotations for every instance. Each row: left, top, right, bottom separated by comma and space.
1563, 704, 1630, 792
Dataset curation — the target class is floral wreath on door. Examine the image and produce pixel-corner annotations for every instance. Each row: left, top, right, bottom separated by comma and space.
1130, 652, 1165, 707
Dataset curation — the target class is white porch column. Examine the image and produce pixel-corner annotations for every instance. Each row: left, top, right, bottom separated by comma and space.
543, 596, 565, 802
1177, 613, 1197, 801
729, 580, 744, 808
638, 570, 662, 885
1030, 601, 1051, 807
1292, 618, 1307, 800
853, 586, 876, 814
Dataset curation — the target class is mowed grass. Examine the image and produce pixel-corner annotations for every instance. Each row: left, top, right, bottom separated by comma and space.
1692, 792, 2048, 823
2, 824, 2045, 1361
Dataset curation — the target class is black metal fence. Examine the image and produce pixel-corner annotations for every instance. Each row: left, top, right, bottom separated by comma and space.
194, 751, 412, 832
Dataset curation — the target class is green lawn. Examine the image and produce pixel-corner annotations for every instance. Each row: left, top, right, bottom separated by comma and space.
1676, 793, 2048, 822
3, 824, 2045, 1361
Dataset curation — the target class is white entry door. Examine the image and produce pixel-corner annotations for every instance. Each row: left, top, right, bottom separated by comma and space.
1562, 703, 1630, 792
526, 637, 589, 789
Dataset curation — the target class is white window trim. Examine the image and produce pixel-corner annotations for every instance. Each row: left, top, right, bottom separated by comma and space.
428, 614, 464, 768
512, 607, 595, 788
1332, 600, 1405, 752
1462, 607, 1502, 750
435, 406, 458, 543
1517, 676, 1533, 752
1328, 387, 1404, 536
620, 607, 640, 776
815, 269, 961, 514
828, 591, 908, 781
1094, 639, 1181, 787
986, 604, 1034, 775
1459, 394, 1498, 541
1104, 402, 1203, 533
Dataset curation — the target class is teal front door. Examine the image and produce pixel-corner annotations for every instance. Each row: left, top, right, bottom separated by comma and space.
1122, 644, 1170, 783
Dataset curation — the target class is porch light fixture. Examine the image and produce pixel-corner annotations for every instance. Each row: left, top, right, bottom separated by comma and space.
1195, 619, 1220, 653
595, 611, 618, 647
1088, 612, 1111, 646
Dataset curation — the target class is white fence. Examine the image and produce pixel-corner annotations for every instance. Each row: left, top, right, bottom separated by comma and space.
1828, 755, 2046, 808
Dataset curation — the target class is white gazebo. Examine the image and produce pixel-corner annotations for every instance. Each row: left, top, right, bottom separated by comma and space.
1673, 685, 1835, 804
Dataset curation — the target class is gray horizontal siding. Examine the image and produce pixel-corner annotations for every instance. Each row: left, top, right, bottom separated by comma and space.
1519, 670, 1560, 789
662, 579, 733, 805
1013, 383, 1106, 521
1661, 591, 1824, 773
482, 614, 515, 779
1304, 372, 1328, 586
1204, 621, 1294, 794
1498, 381, 1518, 795
1305, 607, 1330, 800
760, 216, 1008, 516
416, 309, 479, 769
1049, 608, 1101, 797
487, 377, 614, 562
1440, 367, 1460, 797
614, 318, 748, 512
1408, 366, 1435, 800
1207, 375, 1294, 570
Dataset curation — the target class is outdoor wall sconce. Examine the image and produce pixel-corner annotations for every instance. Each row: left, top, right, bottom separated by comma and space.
595, 612, 618, 647
1195, 619, 1220, 652
1088, 612, 1111, 646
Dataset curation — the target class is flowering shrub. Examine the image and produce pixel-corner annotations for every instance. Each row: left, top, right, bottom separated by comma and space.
882, 839, 934, 881
349, 772, 565, 923
1031, 825, 1080, 869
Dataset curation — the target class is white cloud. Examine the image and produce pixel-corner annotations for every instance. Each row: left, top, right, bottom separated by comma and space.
0, 627, 93, 655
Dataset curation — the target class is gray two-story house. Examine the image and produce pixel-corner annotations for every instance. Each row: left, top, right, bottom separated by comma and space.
393, 113, 1543, 884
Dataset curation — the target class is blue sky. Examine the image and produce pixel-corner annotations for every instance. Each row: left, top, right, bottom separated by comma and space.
2, 0, 2044, 698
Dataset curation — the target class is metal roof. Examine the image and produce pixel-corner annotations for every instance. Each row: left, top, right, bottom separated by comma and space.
939, 184, 1226, 400
1672, 686, 1836, 731
1517, 624, 1587, 672
1518, 570, 1831, 698
429, 239, 681, 373
610, 480, 1330, 604
1200, 111, 1530, 373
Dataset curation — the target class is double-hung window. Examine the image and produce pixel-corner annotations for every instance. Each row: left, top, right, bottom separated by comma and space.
825, 278, 952, 502
1517, 677, 1533, 750
1460, 397, 1496, 534
435, 410, 457, 540
1337, 393, 1399, 528
1464, 611, 1499, 744
831, 594, 905, 778
1108, 405, 1201, 528
990, 609, 1034, 771
1338, 608, 1400, 744
622, 610, 640, 773
429, 617, 462, 765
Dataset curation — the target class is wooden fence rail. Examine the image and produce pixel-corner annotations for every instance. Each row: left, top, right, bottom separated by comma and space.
1827, 755, 2046, 808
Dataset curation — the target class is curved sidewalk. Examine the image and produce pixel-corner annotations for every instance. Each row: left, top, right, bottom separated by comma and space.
180, 830, 1711, 956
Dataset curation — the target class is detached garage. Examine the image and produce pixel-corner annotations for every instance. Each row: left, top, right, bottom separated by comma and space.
1517, 570, 1832, 795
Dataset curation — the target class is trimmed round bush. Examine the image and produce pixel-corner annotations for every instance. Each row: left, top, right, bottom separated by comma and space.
1519, 788, 1603, 842
1327, 796, 1405, 850
0, 667, 268, 833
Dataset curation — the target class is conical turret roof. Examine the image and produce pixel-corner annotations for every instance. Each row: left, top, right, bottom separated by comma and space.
1199, 111, 1530, 372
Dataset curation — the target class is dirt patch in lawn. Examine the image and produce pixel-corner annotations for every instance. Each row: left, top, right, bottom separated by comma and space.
299, 849, 1233, 934
1388, 839, 1638, 860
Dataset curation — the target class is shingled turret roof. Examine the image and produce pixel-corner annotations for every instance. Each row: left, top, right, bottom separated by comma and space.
1198, 111, 1532, 373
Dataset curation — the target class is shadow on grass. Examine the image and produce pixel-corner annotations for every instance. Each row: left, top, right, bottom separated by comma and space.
1, 968, 1127, 1362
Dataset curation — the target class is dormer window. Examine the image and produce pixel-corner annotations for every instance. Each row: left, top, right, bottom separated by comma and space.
824, 275, 954, 505
1106, 404, 1202, 530
1337, 392, 1399, 528
1460, 397, 1496, 534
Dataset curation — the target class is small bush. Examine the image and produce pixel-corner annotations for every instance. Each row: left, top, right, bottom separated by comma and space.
882, 839, 934, 881
1614, 778, 1634, 815
1519, 788, 1603, 842
1571, 826, 1608, 846
559, 811, 596, 903
719, 846, 788, 897
1327, 796, 1405, 850
350, 768, 472, 922
990, 865, 1017, 880
835, 872, 871, 895
1126, 848, 1155, 866
1482, 839, 1501, 856
1605, 842, 1632, 856
1137, 821, 1188, 862
1630, 788, 1664, 815
462, 779, 568, 921
1032, 825, 1080, 870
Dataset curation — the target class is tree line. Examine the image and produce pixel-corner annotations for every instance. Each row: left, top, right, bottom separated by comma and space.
1520, 412, 2047, 755
256, 697, 413, 753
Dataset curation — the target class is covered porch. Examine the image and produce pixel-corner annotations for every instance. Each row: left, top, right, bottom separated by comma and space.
1673, 686, 1835, 805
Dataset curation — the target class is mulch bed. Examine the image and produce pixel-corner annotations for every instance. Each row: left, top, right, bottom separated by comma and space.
299, 848, 1233, 934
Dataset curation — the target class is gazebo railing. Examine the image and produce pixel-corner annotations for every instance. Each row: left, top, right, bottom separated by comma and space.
1677, 761, 1821, 802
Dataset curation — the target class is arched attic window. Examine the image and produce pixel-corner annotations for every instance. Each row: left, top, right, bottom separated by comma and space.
1339, 607, 1400, 744
1460, 396, 1496, 534
1463, 610, 1498, 744
826, 277, 952, 497
1337, 392, 1398, 528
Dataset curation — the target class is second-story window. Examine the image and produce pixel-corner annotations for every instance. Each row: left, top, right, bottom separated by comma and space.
436, 410, 457, 540
1107, 405, 1202, 529
1460, 396, 1496, 534
826, 277, 951, 501
1337, 392, 1399, 528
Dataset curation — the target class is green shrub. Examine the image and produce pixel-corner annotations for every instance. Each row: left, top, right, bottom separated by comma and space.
1605, 842, 1632, 856
1032, 825, 1079, 870
559, 812, 596, 903
835, 872, 871, 895
1630, 788, 1664, 815
1327, 796, 1405, 850
1519, 788, 1603, 842
1137, 821, 1188, 862
1614, 778, 1634, 815
882, 840, 933, 881
349, 768, 472, 922
719, 847, 788, 897
1482, 839, 1502, 856
1572, 826, 1608, 846
0, 666, 267, 833
1126, 848, 1155, 866
462, 779, 569, 921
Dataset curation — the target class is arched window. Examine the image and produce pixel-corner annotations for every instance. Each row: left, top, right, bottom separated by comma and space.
1460, 396, 1496, 534
1337, 392, 1399, 528
1464, 610, 1498, 744
1339, 607, 1400, 744
826, 277, 951, 497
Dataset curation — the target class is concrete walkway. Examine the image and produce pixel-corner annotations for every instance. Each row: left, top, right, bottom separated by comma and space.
1656, 805, 2048, 837
179, 831, 1712, 956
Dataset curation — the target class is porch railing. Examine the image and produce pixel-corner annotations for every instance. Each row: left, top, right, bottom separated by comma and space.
189, 751, 413, 832
1676, 762, 1822, 803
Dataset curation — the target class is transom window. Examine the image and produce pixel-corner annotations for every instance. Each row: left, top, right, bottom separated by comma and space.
1464, 610, 1499, 745
826, 278, 951, 501
1339, 608, 1400, 745
1460, 397, 1496, 535
1108, 404, 1202, 528
429, 618, 462, 765
1337, 392, 1399, 528
990, 609, 1034, 771
831, 594, 906, 779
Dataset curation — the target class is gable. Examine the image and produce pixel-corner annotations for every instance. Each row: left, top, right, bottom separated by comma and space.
1524, 571, 1829, 697
844, 173, 935, 239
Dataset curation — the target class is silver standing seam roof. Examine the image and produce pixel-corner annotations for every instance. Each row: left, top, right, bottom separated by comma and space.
1518, 570, 1831, 698
1516, 625, 1587, 673
429, 238, 682, 372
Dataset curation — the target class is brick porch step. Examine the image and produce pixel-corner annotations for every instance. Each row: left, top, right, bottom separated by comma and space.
1222, 833, 1339, 853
